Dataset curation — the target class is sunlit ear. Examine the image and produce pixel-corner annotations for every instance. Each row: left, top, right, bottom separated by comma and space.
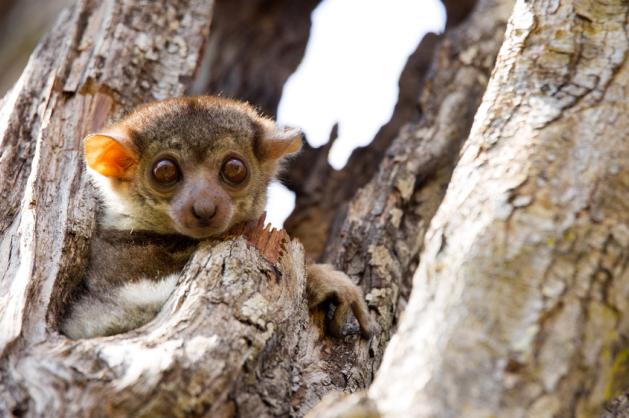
257, 124, 303, 161
83, 133, 138, 180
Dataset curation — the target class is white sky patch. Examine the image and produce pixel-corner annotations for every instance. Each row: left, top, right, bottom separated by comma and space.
266, 0, 446, 227
265, 181, 297, 227
278, 0, 445, 168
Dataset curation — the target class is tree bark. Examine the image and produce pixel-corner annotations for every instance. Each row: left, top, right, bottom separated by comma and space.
312, 0, 629, 417
0, 0, 513, 415
316, 0, 514, 366
603, 393, 629, 418
8, 0, 623, 417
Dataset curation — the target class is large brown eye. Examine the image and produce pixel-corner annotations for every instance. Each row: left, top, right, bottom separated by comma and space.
152, 159, 180, 185
221, 157, 247, 185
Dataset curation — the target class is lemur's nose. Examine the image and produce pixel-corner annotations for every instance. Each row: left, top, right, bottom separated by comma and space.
191, 201, 217, 224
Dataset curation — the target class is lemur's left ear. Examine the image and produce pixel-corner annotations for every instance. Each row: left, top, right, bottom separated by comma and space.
256, 121, 303, 161
83, 130, 139, 180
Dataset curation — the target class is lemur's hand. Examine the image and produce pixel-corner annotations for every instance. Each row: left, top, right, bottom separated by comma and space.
306, 263, 376, 339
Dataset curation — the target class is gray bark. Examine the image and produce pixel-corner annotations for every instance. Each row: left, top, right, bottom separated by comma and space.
0, 0, 477, 415
302, 0, 514, 396
310, 0, 629, 417
10, 0, 622, 417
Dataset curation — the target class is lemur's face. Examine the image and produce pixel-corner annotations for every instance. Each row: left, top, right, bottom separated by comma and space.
83, 96, 302, 238
140, 141, 255, 239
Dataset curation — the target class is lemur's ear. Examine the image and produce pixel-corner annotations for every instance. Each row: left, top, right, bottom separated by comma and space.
256, 121, 303, 161
83, 131, 138, 180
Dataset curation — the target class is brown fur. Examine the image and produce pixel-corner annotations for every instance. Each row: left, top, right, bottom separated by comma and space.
88, 229, 197, 288
61, 96, 373, 339
307, 264, 374, 338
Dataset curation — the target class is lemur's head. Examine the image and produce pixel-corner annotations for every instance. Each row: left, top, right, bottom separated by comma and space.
84, 96, 302, 238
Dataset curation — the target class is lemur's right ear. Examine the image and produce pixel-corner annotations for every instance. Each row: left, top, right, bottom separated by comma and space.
83, 131, 138, 180
255, 119, 303, 161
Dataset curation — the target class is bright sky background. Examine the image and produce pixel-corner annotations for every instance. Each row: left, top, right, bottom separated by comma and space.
266, 0, 446, 227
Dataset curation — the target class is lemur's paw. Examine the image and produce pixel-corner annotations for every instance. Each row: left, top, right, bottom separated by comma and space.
307, 263, 376, 339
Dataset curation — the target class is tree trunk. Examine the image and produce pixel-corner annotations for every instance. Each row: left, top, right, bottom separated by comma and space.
311, 0, 629, 417
0, 0, 514, 415
6, 0, 624, 417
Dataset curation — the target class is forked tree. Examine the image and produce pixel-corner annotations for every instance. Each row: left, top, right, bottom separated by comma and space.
0, 0, 627, 417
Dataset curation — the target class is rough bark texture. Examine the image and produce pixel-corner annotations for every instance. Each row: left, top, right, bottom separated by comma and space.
346, 1, 629, 417
1, 0, 514, 415
189, 0, 321, 117
0, 0, 502, 416
302, 0, 513, 393
604, 393, 629, 418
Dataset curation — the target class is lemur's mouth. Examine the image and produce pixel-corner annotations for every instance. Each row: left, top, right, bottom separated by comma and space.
171, 208, 232, 239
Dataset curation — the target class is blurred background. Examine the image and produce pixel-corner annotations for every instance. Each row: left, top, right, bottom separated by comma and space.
0, 0, 445, 226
